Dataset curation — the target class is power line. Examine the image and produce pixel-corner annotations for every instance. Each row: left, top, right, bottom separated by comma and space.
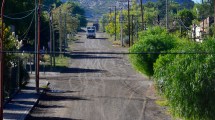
6, 9, 35, 16
1, 51, 215, 55
20, 14, 35, 40
4, 9, 35, 20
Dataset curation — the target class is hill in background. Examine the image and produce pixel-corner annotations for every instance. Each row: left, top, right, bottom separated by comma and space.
61, 0, 195, 19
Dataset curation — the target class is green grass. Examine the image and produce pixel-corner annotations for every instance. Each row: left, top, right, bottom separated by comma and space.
55, 56, 70, 67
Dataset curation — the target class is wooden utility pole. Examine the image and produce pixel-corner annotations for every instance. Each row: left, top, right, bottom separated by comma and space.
36, 0, 41, 93
64, 13, 67, 52
120, 7, 124, 47
140, 0, 144, 30
0, 1, 5, 119
52, 16, 56, 67
131, 15, 134, 45
128, 0, 130, 47
166, 0, 169, 29
59, 8, 62, 54
34, 0, 38, 92
114, 6, 117, 41
49, 11, 53, 67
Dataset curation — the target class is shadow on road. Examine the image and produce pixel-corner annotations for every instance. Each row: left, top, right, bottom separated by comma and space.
26, 64, 105, 74
41, 93, 89, 101
74, 41, 84, 44
66, 54, 120, 59
94, 37, 108, 40
27, 115, 82, 120
60, 67, 105, 73
36, 104, 64, 109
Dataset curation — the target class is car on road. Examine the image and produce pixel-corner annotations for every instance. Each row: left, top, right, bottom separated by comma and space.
86, 29, 96, 39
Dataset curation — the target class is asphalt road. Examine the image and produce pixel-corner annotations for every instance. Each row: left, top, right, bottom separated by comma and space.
26, 32, 171, 120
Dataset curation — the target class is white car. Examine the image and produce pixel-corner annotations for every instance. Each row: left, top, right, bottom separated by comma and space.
86, 29, 96, 39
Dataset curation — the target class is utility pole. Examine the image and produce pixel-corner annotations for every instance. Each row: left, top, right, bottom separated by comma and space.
120, 7, 124, 47
64, 13, 67, 52
140, 0, 144, 30
109, 7, 112, 15
59, 8, 62, 54
157, 15, 160, 25
166, 0, 169, 29
114, 6, 117, 41
0, 1, 5, 119
131, 15, 134, 45
128, 0, 130, 47
36, 0, 41, 93
49, 10, 53, 67
34, 0, 38, 92
52, 18, 56, 67
136, 19, 139, 40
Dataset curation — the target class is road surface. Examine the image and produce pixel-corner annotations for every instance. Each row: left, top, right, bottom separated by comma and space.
27, 32, 171, 120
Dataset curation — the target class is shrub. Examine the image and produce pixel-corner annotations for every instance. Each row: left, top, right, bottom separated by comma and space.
154, 39, 215, 120
129, 27, 177, 77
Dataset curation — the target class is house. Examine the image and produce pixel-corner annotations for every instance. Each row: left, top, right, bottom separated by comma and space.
191, 17, 214, 42
199, 17, 214, 35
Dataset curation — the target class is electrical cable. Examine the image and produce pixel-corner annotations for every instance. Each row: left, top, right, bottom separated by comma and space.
19, 13, 35, 40
1, 51, 215, 55
6, 9, 35, 16
4, 9, 35, 20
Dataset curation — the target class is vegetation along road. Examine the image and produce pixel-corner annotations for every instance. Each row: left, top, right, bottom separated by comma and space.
26, 31, 171, 120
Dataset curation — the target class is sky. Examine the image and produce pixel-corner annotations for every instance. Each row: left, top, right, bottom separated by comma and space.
193, 0, 201, 3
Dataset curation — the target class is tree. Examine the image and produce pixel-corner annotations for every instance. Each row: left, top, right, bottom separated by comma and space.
129, 27, 177, 77
154, 39, 215, 120
178, 9, 195, 27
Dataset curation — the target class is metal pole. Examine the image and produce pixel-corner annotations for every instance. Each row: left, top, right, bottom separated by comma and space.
128, 0, 130, 47
115, 6, 117, 41
0, 0, 5, 119
140, 0, 144, 30
36, 0, 41, 93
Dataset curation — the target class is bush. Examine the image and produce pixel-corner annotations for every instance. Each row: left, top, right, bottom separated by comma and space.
129, 27, 177, 77
154, 39, 215, 120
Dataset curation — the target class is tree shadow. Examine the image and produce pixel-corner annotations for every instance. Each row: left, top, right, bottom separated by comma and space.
74, 41, 84, 44
36, 104, 64, 109
40, 93, 89, 101
60, 67, 106, 73
66, 54, 120, 59
26, 64, 105, 74
95, 37, 108, 40
26, 115, 82, 120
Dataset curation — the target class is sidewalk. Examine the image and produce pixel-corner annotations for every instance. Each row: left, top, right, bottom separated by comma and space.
3, 79, 48, 120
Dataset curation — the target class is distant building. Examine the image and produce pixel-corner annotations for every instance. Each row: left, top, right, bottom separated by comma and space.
191, 24, 202, 42
199, 17, 214, 35
191, 17, 214, 42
